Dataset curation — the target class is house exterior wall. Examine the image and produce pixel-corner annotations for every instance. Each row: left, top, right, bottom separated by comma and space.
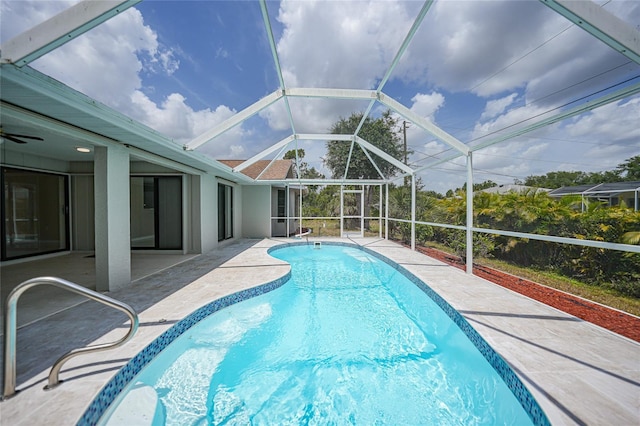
242, 185, 270, 238
234, 184, 243, 241
1, 147, 265, 289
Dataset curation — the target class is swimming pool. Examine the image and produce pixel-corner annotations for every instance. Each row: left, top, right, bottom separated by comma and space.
81, 242, 549, 425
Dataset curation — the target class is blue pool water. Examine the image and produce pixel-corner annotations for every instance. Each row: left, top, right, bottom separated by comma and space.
92, 243, 547, 425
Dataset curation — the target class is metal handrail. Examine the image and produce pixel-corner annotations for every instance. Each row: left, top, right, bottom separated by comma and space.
2, 277, 139, 400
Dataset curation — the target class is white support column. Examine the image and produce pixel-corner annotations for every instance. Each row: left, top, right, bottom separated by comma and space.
411, 174, 416, 251
94, 145, 131, 292
385, 184, 389, 240
466, 153, 474, 274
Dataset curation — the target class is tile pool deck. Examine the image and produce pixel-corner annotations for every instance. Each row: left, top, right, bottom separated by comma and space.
1, 238, 638, 425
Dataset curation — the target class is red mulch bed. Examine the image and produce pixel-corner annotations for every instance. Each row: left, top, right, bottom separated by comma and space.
414, 246, 640, 343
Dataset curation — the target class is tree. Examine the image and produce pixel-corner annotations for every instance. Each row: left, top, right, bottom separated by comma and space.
522, 171, 593, 189
451, 180, 498, 194
518, 155, 640, 189
283, 149, 325, 181
617, 155, 640, 180
324, 111, 405, 230
324, 110, 404, 179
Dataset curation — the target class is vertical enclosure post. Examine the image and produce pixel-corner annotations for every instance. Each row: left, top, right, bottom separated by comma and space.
379, 184, 383, 238
286, 183, 290, 237
385, 184, 389, 240
361, 185, 365, 238
466, 153, 473, 274
340, 185, 344, 237
411, 174, 416, 251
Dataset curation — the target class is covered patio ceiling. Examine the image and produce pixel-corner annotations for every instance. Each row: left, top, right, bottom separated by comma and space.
1, 0, 639, 188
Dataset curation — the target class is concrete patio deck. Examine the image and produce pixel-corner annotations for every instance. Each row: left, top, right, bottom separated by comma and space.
1, 238, 638, 425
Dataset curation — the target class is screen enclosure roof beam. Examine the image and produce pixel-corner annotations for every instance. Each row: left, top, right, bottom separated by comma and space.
0, 0, 141, 66
540, 0, 640, 64
185, 90, 284, 150
233, 135, 296, 173
379, 93, 470, 155
410, 80, 640, 176
355, 136, 414, 174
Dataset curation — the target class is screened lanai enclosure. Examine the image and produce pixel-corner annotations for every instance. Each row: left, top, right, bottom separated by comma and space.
184, 0, 640, 271
1, 0, 639, 276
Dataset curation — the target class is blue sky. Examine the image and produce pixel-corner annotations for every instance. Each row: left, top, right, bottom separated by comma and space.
2, 0, 639, 193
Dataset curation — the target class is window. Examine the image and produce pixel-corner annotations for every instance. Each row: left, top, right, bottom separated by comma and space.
1, 167, 69, 260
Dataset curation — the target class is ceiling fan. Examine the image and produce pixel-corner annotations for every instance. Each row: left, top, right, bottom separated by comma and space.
0, 128, 44, 144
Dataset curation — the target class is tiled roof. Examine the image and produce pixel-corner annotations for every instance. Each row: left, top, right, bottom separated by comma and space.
218, 159, 295, 180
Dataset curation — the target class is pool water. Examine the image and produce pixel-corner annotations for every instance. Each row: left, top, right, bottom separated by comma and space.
100, 244, 540, 425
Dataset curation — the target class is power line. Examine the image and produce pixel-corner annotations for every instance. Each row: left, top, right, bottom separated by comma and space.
526, 60, 634, 107
469, 25, 574, 93
470, 0, 615, 95
467, 74, 640, 146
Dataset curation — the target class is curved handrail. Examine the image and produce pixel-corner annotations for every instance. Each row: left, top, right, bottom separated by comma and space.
2, 277, 139, 400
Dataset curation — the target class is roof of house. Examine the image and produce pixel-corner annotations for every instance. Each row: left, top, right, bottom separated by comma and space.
548, 181, 640, 197
218, 159, 295, 180
481, 184, 550, 195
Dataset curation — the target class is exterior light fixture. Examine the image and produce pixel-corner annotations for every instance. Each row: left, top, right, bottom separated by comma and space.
75, 147, 91, 153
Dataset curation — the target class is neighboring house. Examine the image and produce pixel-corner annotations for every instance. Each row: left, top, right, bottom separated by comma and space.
481, 184, 550, 195
548, 181, 640, 211
218, 160, 303, 237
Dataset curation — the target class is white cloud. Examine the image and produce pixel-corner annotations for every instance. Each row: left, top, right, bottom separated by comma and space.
260, 0, 413, 133
0, 1, 71, 43
5, 1, 250, 158
395, 0, 564, 95
409, 92, 445, 119
397, 0, 640, 104
480, 93, 518, 121
566, 97, 640, 143
276, 0, 409, 89
30, 6, 159, 114
402, 92, 448, 161
471, 102, 555, 144
5, 0, 638, 177
564, 96, 640, 162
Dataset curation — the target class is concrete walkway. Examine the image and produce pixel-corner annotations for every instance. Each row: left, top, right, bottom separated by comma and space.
1, 238, 638, 425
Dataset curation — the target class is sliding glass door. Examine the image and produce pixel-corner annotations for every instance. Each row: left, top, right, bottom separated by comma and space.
218, 183, 233, 241
130, 176, 182, 250
1, 167, 70, 260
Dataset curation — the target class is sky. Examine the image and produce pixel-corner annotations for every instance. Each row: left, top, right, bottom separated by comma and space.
1, 0, 639, 194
